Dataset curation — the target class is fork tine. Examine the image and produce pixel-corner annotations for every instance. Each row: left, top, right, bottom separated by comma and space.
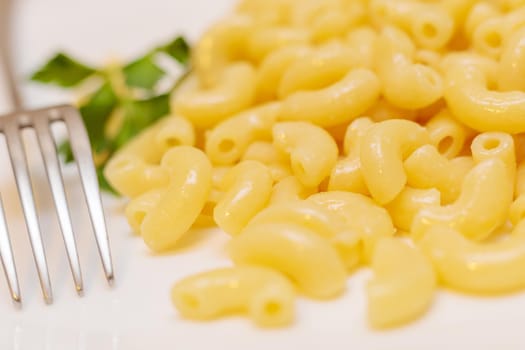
34, 115, 83, 295
0, 196, 21, 304
61, 107, 114, 285
3, 118, 53, 304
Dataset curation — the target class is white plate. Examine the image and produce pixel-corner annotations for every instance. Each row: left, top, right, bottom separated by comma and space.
1, 1, 525, 349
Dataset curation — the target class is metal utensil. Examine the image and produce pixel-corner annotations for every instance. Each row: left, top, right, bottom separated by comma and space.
0, 0, 114, 305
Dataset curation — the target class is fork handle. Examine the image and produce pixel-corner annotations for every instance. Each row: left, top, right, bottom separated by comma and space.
0, 0, 23, 111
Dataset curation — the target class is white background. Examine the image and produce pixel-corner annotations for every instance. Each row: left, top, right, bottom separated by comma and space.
0, 0, 523, 349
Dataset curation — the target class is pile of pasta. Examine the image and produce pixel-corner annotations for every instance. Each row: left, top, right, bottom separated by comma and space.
104, 0, 525, 329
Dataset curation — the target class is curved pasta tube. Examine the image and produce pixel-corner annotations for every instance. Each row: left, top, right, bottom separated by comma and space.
375, 27, 443, 109
193, 15, 254, 87
471, 17, 504, 59
385, 187, 441, 232
269, 176, 316, 206
236, 0, 296, 25
498, 27, 525, 91
171, 266, 295, 327
444, 59, 525, 133
471, 132, 516, 181
360, 119, 431, 205
278, 42, 356, 98
404, 145, 474, 204
241, 141, 292, 182
310, 6, 365, 43
412, 158, 513, 241
230, 222, 347, 299
367, 238, 436, 329
425, 109, 473, 159
464, 2, 500, 40
205, 102, 281, 165
247, 27, 310, 63
277, 68, 380, 127
345, 27, 378, 70
141, 147, 212, 252
104, 155, 169, 198
329, 117, 374, 194
510, 195, 525, 225
273, 122, 338, 187
516, 161, 525, 197
420, 223, 525, 294
214, 160, 273, 235
307, 191, 395, 262
245, 200, 361, 269
171, 63, 257, 128
104, 116, 195, 197
364, 99, 418, 123
256, 45, 311, 102
125, 188, 164, 233
370, 0, 454, 49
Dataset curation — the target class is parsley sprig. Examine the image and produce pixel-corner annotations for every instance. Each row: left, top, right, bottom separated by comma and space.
31, 36, 190, 194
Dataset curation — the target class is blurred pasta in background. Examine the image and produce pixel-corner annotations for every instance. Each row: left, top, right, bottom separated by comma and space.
104, 0, 525, 329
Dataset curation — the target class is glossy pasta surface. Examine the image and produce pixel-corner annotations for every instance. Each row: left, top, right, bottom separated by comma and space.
105, 0, 525, 330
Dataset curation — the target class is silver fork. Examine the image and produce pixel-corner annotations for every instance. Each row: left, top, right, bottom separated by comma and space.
0, 0, 114, 305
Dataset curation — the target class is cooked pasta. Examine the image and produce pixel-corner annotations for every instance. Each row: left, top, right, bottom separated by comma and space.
102, 0, 525, 330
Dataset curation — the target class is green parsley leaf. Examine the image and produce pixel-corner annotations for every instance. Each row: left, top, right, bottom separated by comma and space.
58, 140, 74, 163
79, 82, 119, 154
123, 54, 165, 90
31, 53, 96, 87
113, 94, 170, 149
97, 166, 118, 195
161, 36, 190, 64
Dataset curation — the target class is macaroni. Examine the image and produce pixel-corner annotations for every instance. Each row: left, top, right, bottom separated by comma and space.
420, 223, 525, 294
141, 146, 212, 251
273, 121, 338, 187
214, 160, 273, 235
360, 119, 430, 205
367, 238, 436, 329
230, 222, 347, 299
171, 266, 295, 327
412, 158, 513, 241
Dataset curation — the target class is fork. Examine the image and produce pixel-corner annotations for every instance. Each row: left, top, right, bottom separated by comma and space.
0, 0, 114, 305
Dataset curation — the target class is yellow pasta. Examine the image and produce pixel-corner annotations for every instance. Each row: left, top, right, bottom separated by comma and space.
360, 119, 430, 205
273, 121, 338, 187
171, 266, 295, 327
307, 191, 395, 262
102, 0, 525, 329
420, 223, 525, 294
214, 160, 273, 235
412, 158, 513, 241
367, 238, 436, 329
141, 146, 212, 251
230, 222, 347, 299
205, 102, 280, 165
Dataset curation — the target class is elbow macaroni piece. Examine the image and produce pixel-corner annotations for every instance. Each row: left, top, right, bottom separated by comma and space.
412, 158, 513, 241
205, 102, 281, 165
125, 188, 164, 233
307, 191, 395, 262
245, 200, 361, 270
444, 59, 525, 133
360, 119, 431, 205
277, 69, 380, 127
404, 145, 474, 204
214, 160, 273, 235
375, 27, 443, 110
367, 238, 436, 329
230, 222, 347, 299
385, 187, 441, 232
268, 176, 316, 206
273, 121, 338, 187
171, 266, 295, 327
241, 141, 292, 182
141, 147, 213, 252
425, 109, 473, 159
104, 155, 169, 198
420, 223, 525, 294
498, 27, 525, 91
172, 63, 257, 128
